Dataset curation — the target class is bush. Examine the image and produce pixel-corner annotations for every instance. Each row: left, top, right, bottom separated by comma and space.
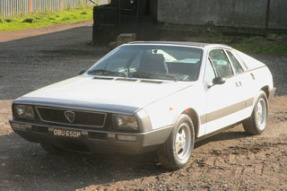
22, 18, 34, 23
5, 19, 13, 23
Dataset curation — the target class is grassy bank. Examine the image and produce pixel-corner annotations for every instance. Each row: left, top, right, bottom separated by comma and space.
232, 38, 287, 55
0, 7, 93, 32
200, 35, 287, 55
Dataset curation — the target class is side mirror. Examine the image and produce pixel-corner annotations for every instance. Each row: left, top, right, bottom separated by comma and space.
208, 77, 226, 88
78, 70, 86, 75
212, 76, 226, 85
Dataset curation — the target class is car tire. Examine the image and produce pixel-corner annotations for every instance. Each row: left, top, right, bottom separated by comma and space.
158, 114, 195, 170
41, 143, 65, 154
243, 91, 268, 135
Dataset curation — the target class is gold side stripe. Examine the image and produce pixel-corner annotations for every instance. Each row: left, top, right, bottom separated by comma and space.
200, 98, 254, 124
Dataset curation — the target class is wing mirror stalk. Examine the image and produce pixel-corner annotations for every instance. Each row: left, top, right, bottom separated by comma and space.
208, 77, 226, 88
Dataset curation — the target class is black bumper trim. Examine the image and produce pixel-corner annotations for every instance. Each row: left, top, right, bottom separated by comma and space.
9, 120, 173, 154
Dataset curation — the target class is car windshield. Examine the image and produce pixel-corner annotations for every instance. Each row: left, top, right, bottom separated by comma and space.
87, 44, 203, 81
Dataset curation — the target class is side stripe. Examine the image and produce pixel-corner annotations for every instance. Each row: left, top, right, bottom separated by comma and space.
200, 98, 254, 124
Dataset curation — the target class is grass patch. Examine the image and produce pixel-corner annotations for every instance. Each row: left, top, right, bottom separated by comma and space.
0, 7, 93, 32
232, 38, 287, 55
206, 35, 287, 55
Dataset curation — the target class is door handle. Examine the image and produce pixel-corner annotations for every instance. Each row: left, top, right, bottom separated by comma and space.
235, 81, 242, 87
251, 73, 255, 80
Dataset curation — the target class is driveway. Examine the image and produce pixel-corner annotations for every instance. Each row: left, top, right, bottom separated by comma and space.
0, 22, 286, 190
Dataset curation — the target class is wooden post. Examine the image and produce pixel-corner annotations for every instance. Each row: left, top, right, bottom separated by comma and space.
136, 0, 140, 24
119, 0, 121, 25
265, 0, 271, 29
60, 0, 63, 9
29, 0, 32, 13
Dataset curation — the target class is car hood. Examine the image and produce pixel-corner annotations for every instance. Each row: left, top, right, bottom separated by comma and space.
19, 76, 193, 113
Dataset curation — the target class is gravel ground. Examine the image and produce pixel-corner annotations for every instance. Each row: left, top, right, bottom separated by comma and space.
0, 22, 286, 190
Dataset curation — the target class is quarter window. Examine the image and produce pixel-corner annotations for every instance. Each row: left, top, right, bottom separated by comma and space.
226, 51, 244, 74
209, 49, 233, 78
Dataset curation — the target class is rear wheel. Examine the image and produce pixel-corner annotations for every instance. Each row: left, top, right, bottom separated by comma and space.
158, 114, 195, 170
243, 91, 268, 135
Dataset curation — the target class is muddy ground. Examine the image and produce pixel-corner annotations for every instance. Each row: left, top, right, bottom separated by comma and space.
0, 22, 286, 190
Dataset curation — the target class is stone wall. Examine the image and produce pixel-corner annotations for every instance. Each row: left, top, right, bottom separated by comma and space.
157, 0, 287, 30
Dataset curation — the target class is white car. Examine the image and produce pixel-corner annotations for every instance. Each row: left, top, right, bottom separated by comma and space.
10, 42, 276, 169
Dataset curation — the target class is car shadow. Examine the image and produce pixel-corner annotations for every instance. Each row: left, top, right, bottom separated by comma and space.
0, 125, 252, 190
0, 132, 168, 190
195, 130, 249, 149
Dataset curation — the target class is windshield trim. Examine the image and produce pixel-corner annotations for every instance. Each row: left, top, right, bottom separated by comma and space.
86, 44, 203, 82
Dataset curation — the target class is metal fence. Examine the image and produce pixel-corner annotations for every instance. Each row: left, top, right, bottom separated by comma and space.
0, 0, 109, 18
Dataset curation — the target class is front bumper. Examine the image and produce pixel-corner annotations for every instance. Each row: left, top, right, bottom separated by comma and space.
9, 120, 173, 154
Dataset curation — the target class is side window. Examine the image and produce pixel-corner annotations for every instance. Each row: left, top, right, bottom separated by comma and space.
204, 59, 216, 83
226, 51, 244, 74
209, 49, 233, 78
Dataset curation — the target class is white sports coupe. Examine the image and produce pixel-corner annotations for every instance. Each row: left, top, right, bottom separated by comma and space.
10, 42, 276, 169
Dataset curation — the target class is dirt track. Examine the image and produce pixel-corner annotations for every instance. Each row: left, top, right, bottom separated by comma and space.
0, 22, 286, 190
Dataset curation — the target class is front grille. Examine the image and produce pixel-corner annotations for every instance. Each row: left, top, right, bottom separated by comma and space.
36, 106, 107, 128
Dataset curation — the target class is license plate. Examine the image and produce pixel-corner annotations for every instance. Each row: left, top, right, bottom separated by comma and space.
53, 128, 81, 138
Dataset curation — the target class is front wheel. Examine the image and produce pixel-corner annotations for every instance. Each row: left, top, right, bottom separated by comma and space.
158, 114, 195, 170
243, 91, 268, 135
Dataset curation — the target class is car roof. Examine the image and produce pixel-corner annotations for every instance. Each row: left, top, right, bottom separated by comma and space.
127, 41, 232, 49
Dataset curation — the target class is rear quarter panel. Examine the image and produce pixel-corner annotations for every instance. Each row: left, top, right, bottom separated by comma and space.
238, 51, 275, 106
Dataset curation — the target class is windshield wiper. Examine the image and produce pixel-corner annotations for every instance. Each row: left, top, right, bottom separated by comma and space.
88, 69, 126, 77
132, 72, 177, 81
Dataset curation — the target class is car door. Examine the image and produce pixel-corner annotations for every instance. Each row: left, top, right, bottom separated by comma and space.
225, 49, 255, 118
203, 49, 245, 135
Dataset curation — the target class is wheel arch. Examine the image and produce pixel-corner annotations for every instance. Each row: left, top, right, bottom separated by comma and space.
260, 86, 270, 99
181, 108, 200, 139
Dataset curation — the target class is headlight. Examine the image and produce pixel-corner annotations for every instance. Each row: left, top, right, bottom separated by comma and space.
14, 105, 35, 120
112, 114, 139, 131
